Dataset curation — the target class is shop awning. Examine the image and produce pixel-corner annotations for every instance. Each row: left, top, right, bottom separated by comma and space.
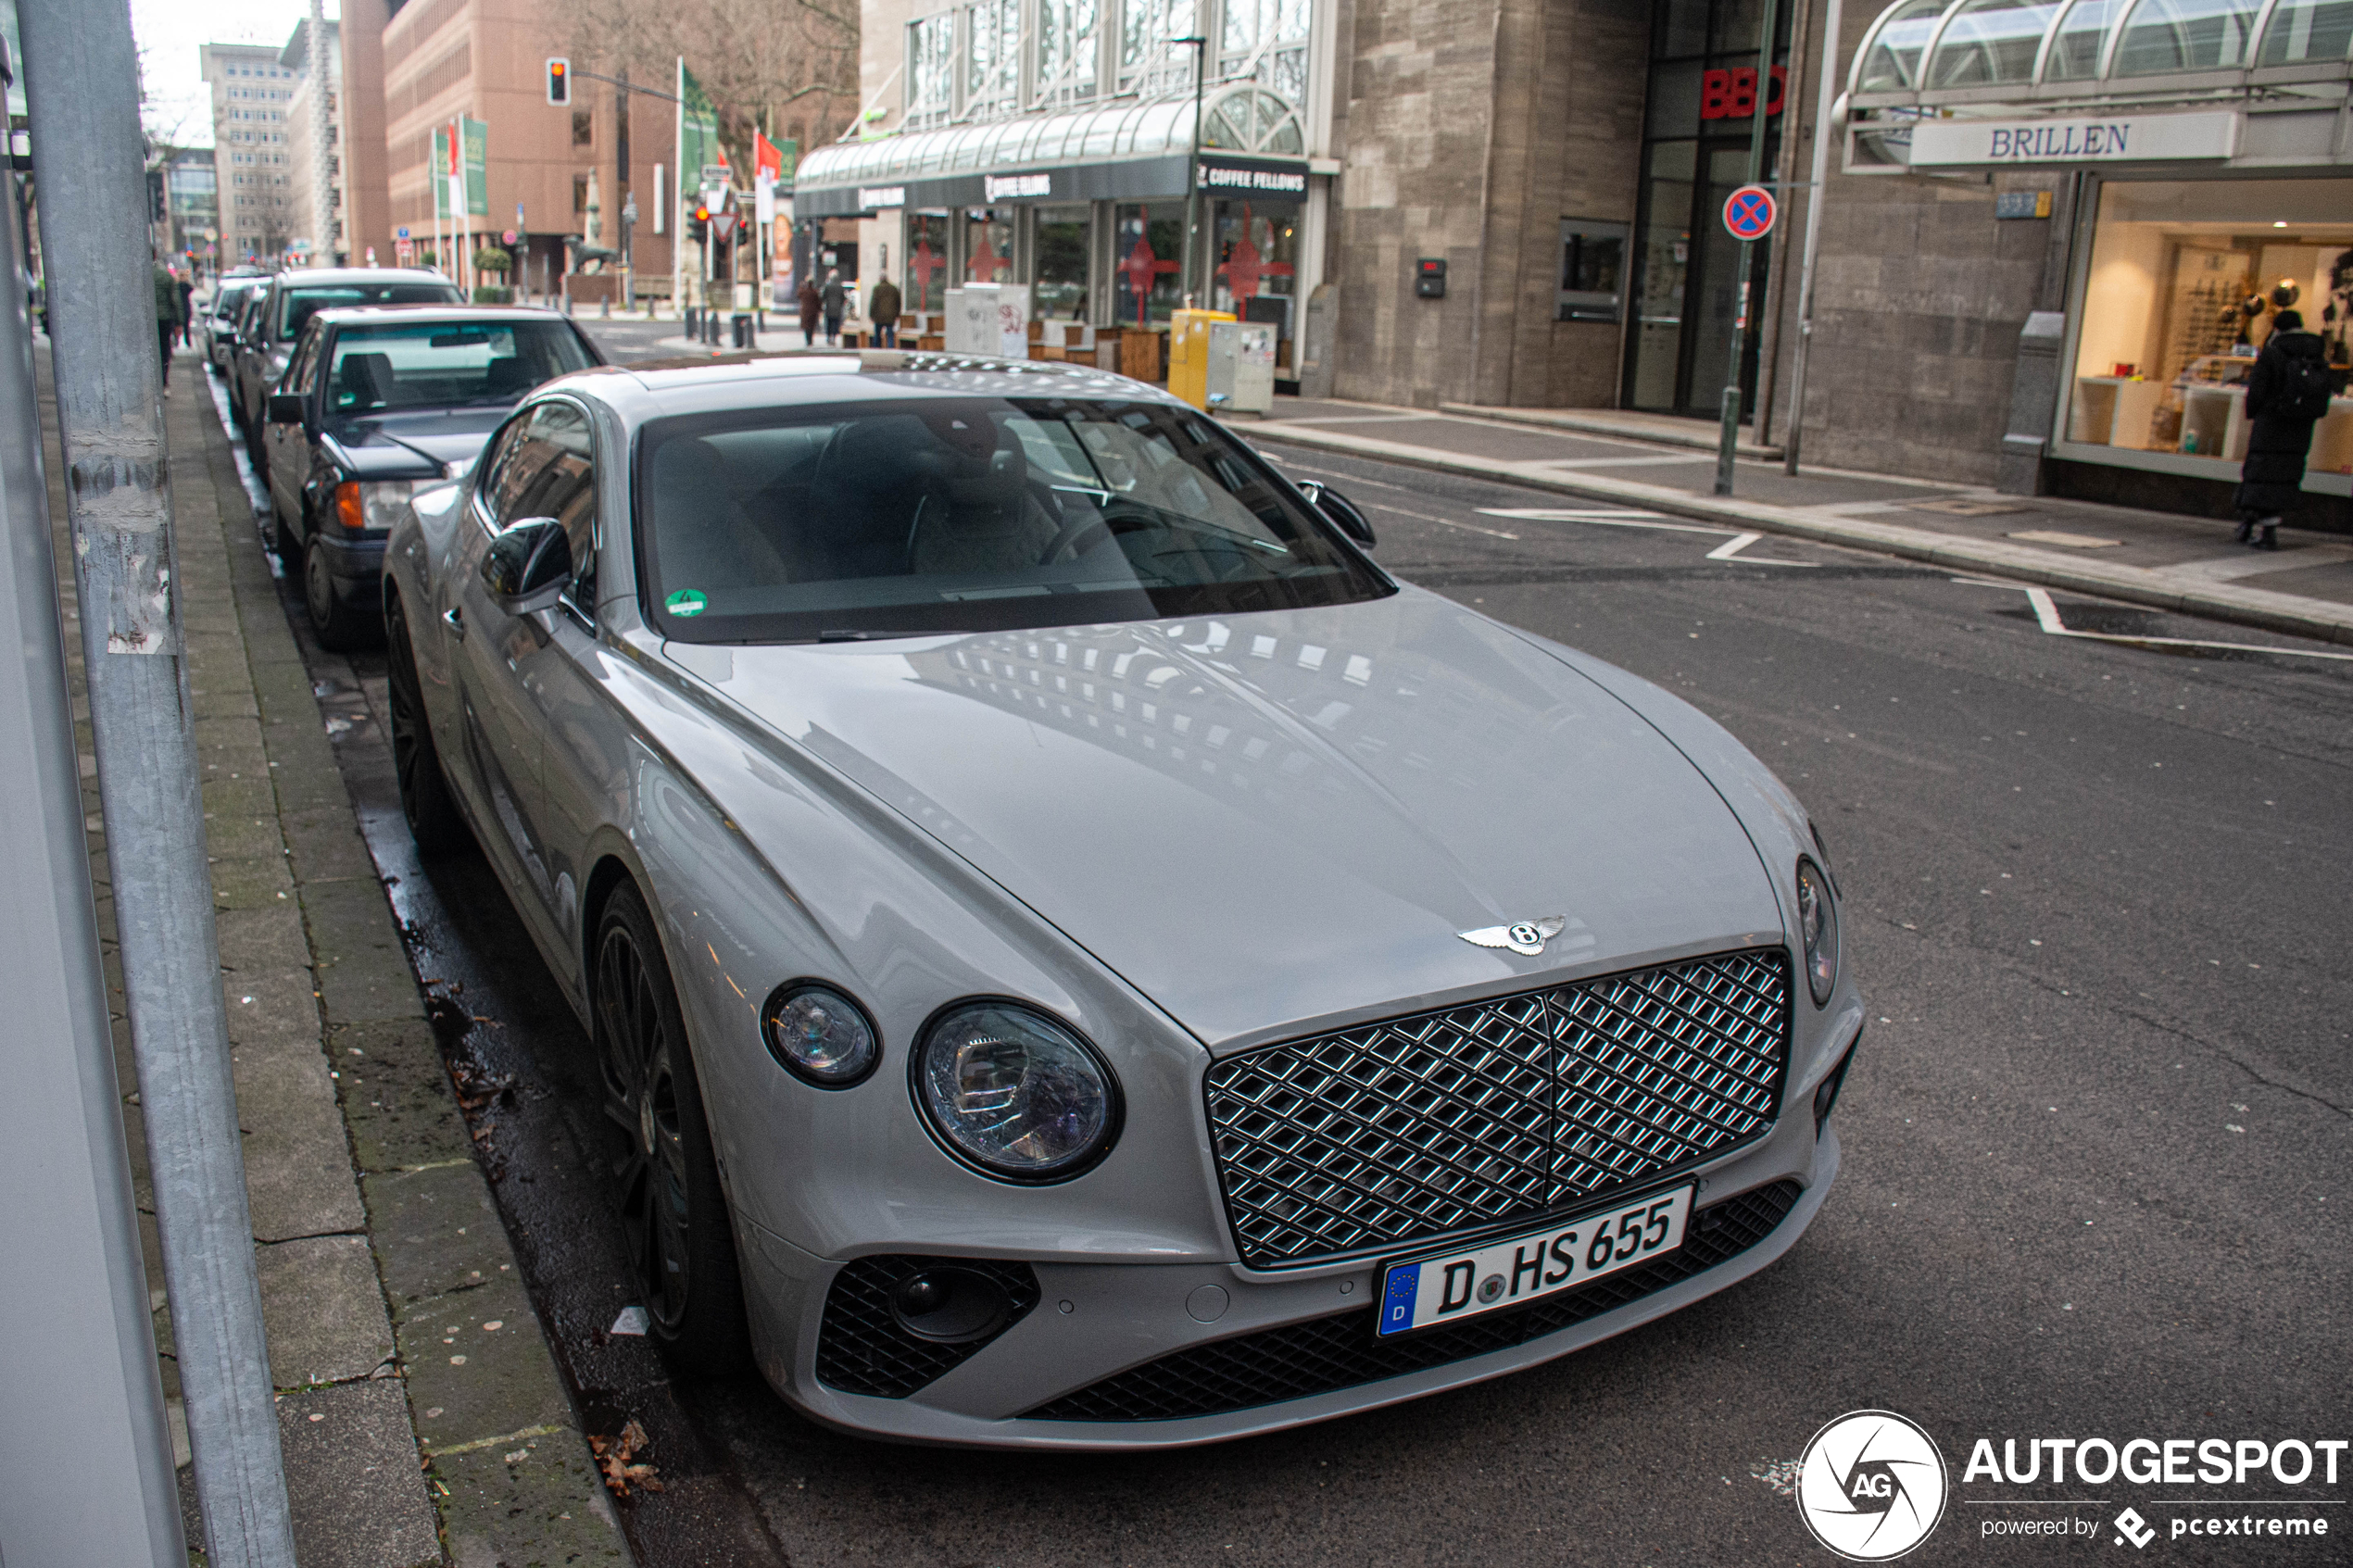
1850, 0, 2352, 105
1843, 0, 2353, 169
794, 82, 1307, 218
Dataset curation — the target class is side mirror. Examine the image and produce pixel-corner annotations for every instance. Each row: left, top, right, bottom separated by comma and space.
1295, 479, 1376, 549
266, 392, 306, 425
480, 517, 573, 614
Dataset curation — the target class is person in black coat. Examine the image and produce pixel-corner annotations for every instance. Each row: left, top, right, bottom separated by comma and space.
2233, 309, 2337, 550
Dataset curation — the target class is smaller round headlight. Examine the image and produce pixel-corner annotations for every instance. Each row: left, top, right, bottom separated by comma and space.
1795, 858, 1839, 1008
761, 983, 880, 1086
914, 1001, 1119, 1182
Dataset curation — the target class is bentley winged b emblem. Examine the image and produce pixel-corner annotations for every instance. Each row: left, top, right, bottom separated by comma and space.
1458, 915, 1568, 958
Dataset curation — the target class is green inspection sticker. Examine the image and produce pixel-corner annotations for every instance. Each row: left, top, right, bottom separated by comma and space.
665, 589, 708, 618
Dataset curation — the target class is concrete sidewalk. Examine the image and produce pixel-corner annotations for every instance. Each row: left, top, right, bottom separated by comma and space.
1244, 396, 2353, 648
45, 346, 627, 1567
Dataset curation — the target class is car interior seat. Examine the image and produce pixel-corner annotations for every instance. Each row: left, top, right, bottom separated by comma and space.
648, 436, 789, 597
337, 352, 397, 410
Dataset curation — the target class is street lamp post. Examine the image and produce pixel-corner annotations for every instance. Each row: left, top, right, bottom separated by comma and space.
1173, 35, 1207, 307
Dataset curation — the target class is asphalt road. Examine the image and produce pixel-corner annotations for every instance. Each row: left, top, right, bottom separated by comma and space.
248, 358, 2353, 1566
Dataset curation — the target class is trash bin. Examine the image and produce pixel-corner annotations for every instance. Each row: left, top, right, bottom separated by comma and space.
1167, 308, 1236, 409
1206, 320, 1276, 415
731, 313, 754, 349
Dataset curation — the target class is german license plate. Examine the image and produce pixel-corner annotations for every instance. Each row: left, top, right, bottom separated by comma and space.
1375, 1185, 1694, 1337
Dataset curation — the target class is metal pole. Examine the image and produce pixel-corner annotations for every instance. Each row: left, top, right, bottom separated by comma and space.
17, 5, 299, 1566
1782, 0, 1845, 475
305, 0, 331, 267
1713, 0, 1780, 496
618, 66, 632, 313
0, 84, 187, 1568
1176, 35, 1206, 307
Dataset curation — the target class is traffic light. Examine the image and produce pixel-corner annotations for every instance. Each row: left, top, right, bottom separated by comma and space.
546, 57, 571, 107
689, 203, 710, 242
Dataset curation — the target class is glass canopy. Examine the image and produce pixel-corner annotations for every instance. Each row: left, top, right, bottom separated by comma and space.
1852, 0, 2353, 95
798, 82, 1306, 196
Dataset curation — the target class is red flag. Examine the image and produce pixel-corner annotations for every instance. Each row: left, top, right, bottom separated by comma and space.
753, 131, 781, 184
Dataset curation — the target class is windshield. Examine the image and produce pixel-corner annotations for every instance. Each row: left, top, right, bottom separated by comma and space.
327, 320, 593, 413
637, 396, 1390, 642
276, 282, 461, 340
212, 283, 256, 318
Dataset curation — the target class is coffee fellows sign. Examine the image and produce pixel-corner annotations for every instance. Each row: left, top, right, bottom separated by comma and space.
1909, 110, 2241, 169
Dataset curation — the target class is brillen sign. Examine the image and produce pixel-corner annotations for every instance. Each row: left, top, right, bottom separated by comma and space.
1909, 110, 2241, 169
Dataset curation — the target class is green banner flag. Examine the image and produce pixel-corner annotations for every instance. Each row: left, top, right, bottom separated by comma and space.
679, 63, 721, 196
432, 126, 451, 220
461, 116, 488, 218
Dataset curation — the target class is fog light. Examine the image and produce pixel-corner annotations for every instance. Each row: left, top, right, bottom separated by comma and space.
761, 983, 880, 1087
889, 1267, 1013, 1344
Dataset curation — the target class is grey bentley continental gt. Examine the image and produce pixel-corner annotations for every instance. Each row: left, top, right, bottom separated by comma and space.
380, 350, 1862, 1449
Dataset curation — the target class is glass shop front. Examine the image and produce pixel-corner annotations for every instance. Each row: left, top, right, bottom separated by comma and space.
2060, 177, 2353, 495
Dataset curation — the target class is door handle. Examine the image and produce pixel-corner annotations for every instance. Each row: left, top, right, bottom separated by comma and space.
442, 605, 465, 640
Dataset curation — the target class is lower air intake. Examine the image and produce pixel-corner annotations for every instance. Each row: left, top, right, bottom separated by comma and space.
1024, 1179, 1802, 1423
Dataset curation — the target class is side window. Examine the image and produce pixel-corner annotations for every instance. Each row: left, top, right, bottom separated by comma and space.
515, 405, 598, 610
480, 404, 599, 610
284, 327, 324, 396
474, 414, 541, 527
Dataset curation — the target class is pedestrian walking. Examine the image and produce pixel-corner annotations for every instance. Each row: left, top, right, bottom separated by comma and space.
153, 262, 183, 389
2233, 309, 2339, 550
868, 275, 901, 349
821, 270, 847, 347
798, 275, 822, 348
176, 272, 196, 347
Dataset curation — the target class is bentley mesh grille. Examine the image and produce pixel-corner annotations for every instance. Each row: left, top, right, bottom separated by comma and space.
1026, 1179, 1802, 1422
1204, 948, 1789, 1268
813, 1255, 1039, 1399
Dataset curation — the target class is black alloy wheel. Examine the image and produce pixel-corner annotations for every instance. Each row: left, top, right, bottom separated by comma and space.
595, 883, 751, 1375
384, 593, 469, 857
303, 533, 378, 651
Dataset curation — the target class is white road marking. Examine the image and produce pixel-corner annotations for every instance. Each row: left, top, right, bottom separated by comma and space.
1705, 532, 1818, 567
1364, 501, 1521, 538
1478, 508, 1725, 534
2022, 587, 2353, 661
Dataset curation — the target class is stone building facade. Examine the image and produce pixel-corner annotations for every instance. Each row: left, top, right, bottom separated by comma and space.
779, 0, 2353, 514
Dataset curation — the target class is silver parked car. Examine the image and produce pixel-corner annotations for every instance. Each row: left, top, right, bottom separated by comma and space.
381, 352, 1861, 1449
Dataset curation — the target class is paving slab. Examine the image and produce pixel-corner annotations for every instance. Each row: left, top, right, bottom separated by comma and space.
364, 1160, 518, 1316
258, 1235, 396, 1388
274, 1382, 444, 1568
338, 1018, 472, 1175
305, 874, 437, 1029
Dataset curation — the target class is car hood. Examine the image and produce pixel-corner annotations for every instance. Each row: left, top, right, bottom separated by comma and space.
323, 407, 511, 477
673, 586, 1782, 1049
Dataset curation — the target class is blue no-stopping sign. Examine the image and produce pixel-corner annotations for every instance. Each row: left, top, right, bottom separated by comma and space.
1723, 184, 1777, 241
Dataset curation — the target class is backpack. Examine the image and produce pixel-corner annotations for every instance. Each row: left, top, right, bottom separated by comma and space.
2277, 347, 2334, 422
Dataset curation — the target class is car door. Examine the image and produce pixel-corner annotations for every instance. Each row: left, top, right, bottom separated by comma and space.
437, 403, 576, 939
513, 405, 628, 956
264, 324, 324, 531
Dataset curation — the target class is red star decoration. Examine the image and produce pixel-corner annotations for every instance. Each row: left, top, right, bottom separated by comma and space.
910, 240, 943, 298
1121, 233, 1179, 325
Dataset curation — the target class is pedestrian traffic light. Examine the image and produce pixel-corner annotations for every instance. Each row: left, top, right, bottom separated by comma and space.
546, 57, 571, 107
689, 203, 710, 242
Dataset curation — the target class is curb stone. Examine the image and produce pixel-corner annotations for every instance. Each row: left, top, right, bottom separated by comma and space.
175, 364, 630, 1565
1247, 420, 2353, 650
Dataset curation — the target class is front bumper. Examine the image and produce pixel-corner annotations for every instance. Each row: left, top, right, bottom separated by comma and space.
311, 532, 387, 607
736, 1107, 1842, 1449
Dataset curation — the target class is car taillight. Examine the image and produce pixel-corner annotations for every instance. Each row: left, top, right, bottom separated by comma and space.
334, 481, 366, 533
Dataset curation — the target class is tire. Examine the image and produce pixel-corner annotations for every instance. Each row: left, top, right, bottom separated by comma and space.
384, 593, 469, 858
303, 534, 379, 651
595, 883, 751, 1377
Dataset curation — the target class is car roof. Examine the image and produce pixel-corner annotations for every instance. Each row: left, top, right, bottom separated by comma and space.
571, 349, 1178, 419
309, 303, 577, 327
269, 268, 459, 289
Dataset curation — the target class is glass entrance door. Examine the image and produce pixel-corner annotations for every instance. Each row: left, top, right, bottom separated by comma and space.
1623, 0, 1790, 417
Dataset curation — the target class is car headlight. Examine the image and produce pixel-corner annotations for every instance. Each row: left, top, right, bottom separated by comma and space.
1795, 857, 1839, 1008
333, 479, 419, 533
913, 1001, 1119, 1182
761, 983, 879, 1087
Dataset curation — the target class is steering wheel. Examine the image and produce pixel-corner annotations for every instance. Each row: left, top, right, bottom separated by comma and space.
1038, 507, 1156, 565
